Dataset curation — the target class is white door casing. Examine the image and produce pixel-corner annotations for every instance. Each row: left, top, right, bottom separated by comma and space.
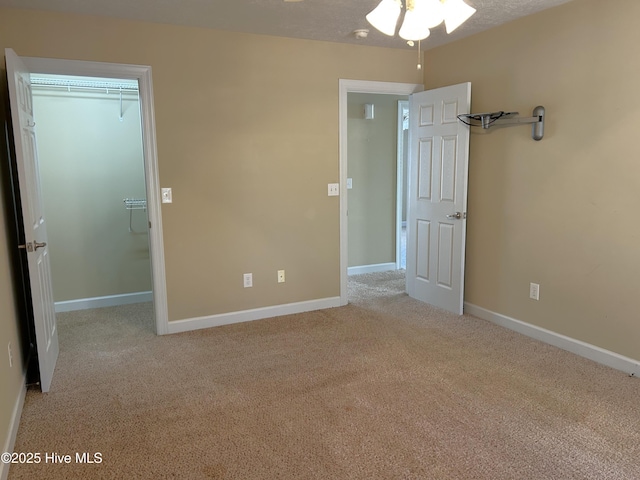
338, 79, 423, 305
20, 53, 169, 336
5, 48, 59, 392
406, 83, 471, 315
5, 48, 169, 391
396, 100, 409, 270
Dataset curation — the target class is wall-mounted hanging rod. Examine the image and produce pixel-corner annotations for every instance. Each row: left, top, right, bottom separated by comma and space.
457, 106, 545, 140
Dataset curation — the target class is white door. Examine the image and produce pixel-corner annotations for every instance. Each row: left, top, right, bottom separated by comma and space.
5, 48, 59, 392
406, 83, 471, 315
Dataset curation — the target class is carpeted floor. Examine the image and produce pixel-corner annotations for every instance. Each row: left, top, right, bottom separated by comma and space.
8, 271, 640, 479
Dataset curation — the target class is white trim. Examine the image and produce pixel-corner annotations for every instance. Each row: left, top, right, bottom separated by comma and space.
464, 302, 640, 377
167, 297, 341, 334
348, 263, 397, 276
54, 291, 153, 313
1, 378, 26, 480
339, 80, 423, 306
22, 56, 169, 335
396, 100, 409, 270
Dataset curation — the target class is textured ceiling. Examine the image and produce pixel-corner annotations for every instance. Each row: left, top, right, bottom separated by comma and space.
0, 0, 576, 50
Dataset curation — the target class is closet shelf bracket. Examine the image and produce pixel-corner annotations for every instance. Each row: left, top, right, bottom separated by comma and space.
123, 198, 147, 233
119, 88, 124, 122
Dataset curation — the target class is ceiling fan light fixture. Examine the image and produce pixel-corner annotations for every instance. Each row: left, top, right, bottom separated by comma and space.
399, 0, 442, 41
415, 0, 445, 28
399, 10, 431, 41
442, 0, 476, 34
366, 0, 402, 36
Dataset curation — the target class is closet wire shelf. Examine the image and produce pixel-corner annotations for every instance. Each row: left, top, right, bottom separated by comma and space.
123, 198, 147, 233
123, 198, 147, 210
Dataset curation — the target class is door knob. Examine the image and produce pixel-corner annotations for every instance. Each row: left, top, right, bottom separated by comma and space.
18, 242, 33, 252
446, 212, 462, 219
20, 241, 46, 252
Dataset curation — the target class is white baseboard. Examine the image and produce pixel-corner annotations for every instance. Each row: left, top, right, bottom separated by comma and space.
348, 263, 397, 276
55, 291, 153, 313
1, 377, 26, 480
464, 302, 640, 377
167, 296, 342, 335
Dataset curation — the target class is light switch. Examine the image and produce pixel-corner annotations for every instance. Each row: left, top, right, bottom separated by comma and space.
347, 178, 353, 189
328, 183, 339, 196
161, 188, 172, 203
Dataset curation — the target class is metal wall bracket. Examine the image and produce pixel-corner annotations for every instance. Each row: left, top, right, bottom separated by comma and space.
457, 106, 545, 141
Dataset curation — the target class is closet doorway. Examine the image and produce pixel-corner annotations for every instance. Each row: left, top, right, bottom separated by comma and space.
7, 52, 167, 390
31, 73, 155, 328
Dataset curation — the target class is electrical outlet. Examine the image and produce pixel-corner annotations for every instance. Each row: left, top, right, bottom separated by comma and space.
243, 273, 253, 288
529, 282, 540, 301
8, 342, 13, 368
277, 270, 285, 283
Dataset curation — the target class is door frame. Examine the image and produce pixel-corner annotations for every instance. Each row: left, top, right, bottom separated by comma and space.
22, 55, 169, 334
338, 79, 423, 305
396, 100, 409, 270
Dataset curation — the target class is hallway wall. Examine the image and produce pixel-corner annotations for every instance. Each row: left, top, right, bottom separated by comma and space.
347, 93, 407, 269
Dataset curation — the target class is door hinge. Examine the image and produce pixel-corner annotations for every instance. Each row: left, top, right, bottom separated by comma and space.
149, 221, 152, 229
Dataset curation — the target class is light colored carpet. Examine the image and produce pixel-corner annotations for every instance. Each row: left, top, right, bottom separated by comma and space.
8, 272, 640, 479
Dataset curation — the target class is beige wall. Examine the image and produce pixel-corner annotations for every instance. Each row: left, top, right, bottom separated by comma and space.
0, 9, 422, 319
424, 0, 640, 361
347, 93, 406, 268
0, 87, 25, 468
33, 88, 151, 302
0, 195, 23, 478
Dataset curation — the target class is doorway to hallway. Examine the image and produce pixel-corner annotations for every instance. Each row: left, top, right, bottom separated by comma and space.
338, 79, 422, 306
346, 92, 408, 282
